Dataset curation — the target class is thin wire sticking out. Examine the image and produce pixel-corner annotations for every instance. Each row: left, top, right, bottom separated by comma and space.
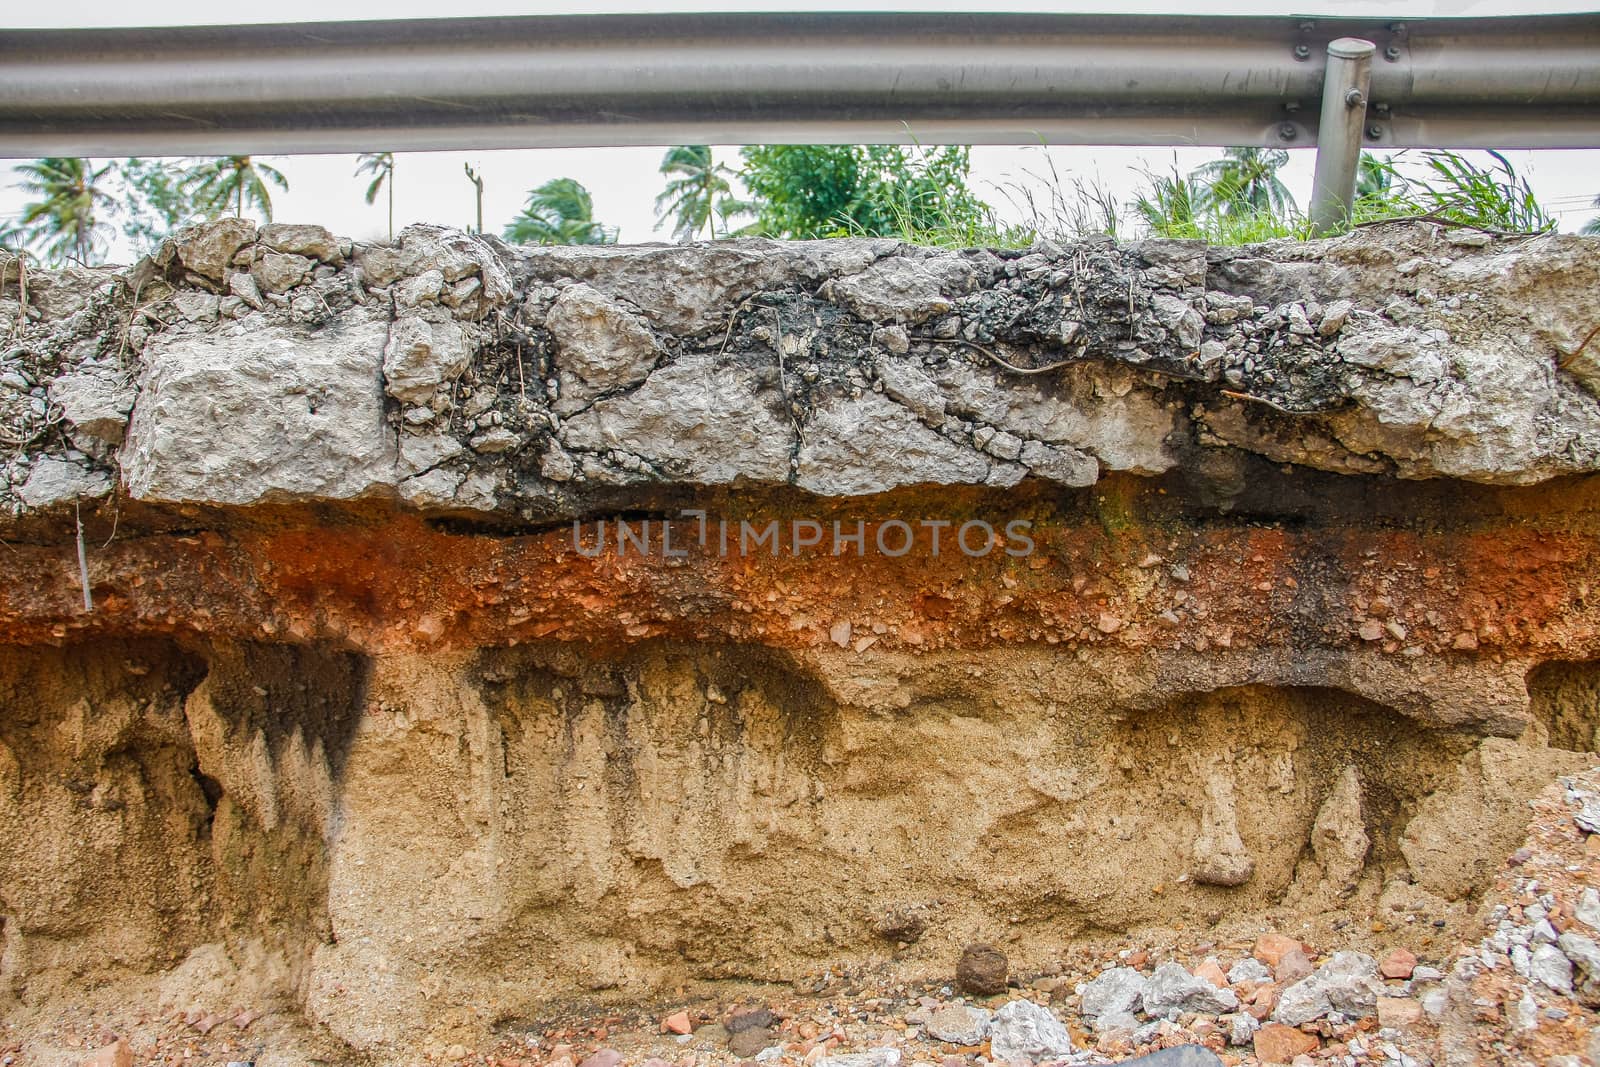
75, 498, 93, 612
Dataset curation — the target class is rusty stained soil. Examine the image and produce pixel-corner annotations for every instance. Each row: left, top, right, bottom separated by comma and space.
0, 476, 1596, 665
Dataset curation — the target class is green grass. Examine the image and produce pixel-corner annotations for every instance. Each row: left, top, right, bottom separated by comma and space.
874, 148, 1559, 250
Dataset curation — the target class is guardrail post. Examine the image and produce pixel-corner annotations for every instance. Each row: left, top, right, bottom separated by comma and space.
1308, 37, 1376, 235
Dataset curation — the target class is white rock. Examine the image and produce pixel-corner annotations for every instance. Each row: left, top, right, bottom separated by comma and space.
398, 433, 464, 477
172, 290, 220, 323
1318, 299, 1353, 336
174, 218, 256, 283
984, 429, 1024, 462
875, 358, 949, 426
1273, 953, 1380, 1026
1286, 302, 1315, 335
383, 316, 471, 404
1191, 774, 1255, 887
872, 324, 910, 354
545, 283, 660, 393
1079, 967, 1148, 1019
1513, 990, 1540, 1030
253, 251, 314, 294
986, 999, 1074, 1064
794, 391, 997, 496
1019, 439, 1098, 487
124, 316, 397, 505
560, 351, 793, 486
925, 358, 1175, 476
49, 365, 135, 447
259, 222, 342, 263
1227, 958, 1271, 984
1150, 292, 1205, 348
923, 1004, 992, 1045
1142, 962, 1238, 1019
1092, 1010, 1139, 1036
15, 456, 112, 509
469, 428, 521, 455
392, 224, 514, 304
829, 256, 974, 324
1531, 944, 1574, 995
395, 269, 445, 309
820, 1051, 899, 1067
1311, 765, 1370, 889
1578, 888, 1600, 930
229, 271, 265, 310
1558, 930, 1600, 1000
1225, 1012, 1259, 1046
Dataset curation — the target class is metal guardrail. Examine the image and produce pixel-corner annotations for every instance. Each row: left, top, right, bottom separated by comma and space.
1, 12, 1597, 230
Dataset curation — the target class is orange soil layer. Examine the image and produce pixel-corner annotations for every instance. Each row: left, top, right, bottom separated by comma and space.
1, 492, 1595, 661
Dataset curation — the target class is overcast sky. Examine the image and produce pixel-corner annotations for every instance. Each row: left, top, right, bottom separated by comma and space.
4, 1, 1597, 258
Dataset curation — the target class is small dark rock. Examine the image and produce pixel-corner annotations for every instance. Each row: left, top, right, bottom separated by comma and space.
956, 942, 1009, 996
726, 1006, 775, 1034
874, 908, 927, 944
727, 1026, 775, 1058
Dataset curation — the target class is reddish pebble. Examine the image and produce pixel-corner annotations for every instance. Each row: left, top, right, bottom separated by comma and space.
1247, 984, 1278, 1022
1379, 947, 1416, 980
1193, 958, 1228, 988
1254, 1022, 1319, 1064
662, 1011, 693, 1036
79, 1039, 132, 1067
1274, 947, 1315, 985
1253, 933, 1306, 968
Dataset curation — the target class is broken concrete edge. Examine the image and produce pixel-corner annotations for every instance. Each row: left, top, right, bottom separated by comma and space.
2, 220, 1599, 525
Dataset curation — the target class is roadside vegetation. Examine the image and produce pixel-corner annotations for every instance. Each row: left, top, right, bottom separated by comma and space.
0, 143, 1588, 267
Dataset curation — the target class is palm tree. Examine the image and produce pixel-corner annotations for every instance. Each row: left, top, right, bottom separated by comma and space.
653, 145, 737, 241
503, 178, 617, 245
186, 155, 289, 221
356, 152, 396, 239
14, 157, 116, 265
119, 158, 205, 249
1582, 194, 1600, 236
1192, 147, 1296, 218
